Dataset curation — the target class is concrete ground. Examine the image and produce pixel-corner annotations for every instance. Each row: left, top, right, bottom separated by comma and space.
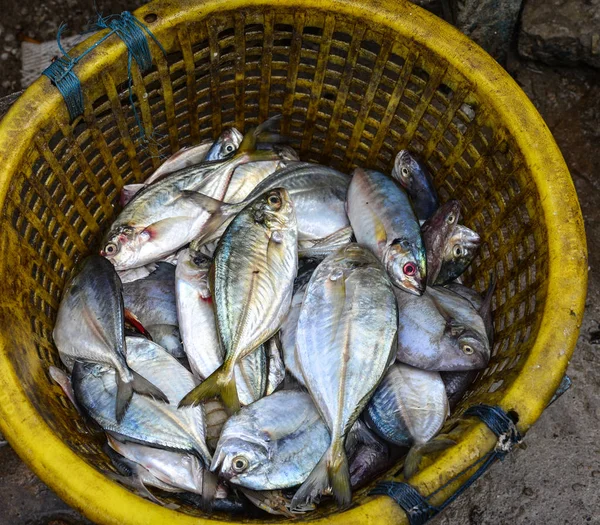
0, 2, 599, 524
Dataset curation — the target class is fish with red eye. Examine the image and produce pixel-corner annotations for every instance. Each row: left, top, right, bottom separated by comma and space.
346, 168, 427, 296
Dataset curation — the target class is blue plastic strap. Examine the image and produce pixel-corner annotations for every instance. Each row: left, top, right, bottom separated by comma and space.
42, 12, 165, 122
95, 12, 165, 73
42, 57, 84, 121
370, 404, 523, 524
370, 482, 437, 525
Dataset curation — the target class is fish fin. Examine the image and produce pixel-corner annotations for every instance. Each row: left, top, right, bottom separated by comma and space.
200, 469, 218, 512
404, 437, 456, 479
290, 449, 330, 511
173, 190, 225, 212
143, 217, 188, 241
105, 471, 166, 506
178, 364, 240, 413
191, 201, 246, 246
130, 369, 169, 404
123, 308, 153, 340
49, 365, 81, 413
240, 488, 296, 518
115, 374, 134, 422
120, 184, 145, 206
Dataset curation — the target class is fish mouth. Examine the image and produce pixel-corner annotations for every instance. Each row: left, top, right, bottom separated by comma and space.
393, 274, 425, 296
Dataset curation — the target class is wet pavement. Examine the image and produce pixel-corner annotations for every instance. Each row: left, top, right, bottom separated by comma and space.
1, 1, 599, 524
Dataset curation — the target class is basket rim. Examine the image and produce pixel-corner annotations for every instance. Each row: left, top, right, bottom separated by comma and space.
0, 0, 587, 524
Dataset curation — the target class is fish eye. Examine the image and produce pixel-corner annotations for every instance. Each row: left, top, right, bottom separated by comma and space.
104, 242, 118, 255
232, 455, 249, 473
224, 143, 235, 153
453, 245, 463, 257
401, 167, 410, 178
267, 192, 282, 209
447, 214, 456, 224
403, 262, 417, 277
462, 344, 474, 355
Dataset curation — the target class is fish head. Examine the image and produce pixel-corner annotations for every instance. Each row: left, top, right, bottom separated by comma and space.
393, 150, 428, 191
439, 225, 481, 282
440, 327, 490, 371
211, 436, 270, 487
251, 188, 296, 234
444, 225, 481, 263
385, 238, 427, 296
218, 127, 244, 157
423, 200, 461, 237
100, 226, 147, 270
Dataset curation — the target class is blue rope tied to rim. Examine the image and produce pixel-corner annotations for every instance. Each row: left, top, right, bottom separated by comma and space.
370, 404, 523, 525
42, 11, 166, 131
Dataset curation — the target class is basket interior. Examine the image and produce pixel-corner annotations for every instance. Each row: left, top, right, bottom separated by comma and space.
0, 5, 548, 519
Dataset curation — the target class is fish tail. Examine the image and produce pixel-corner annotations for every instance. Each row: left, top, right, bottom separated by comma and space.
403, 437, 456, 479
328, 439, 352, 508
130, 369, 169, 404
115, 373, 134, 423
291, 439, 352, 511
237, 115, 282, 154
178, 363, 240, 413
220, 365, 241, 414
290, 449, 330, 511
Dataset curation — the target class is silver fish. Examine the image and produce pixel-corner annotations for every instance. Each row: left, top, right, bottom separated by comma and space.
107, 434, 205, 495
72, 337, 212, 466
392, 150, 439, 221
104, 444, 183, 507
444, 275, 495, 345
244, 162, 350, 242
346, 168, 427, 296
102, 122, 281, 270
175, 248, 271, 407
53, 255, 166, 421
119, 128, 245, 205
395, 286, 490, 371
364, 362, 452, 478
122, 262, 183, 357
293, 244, 398, 508
211, 390, 330, 490
179, 189, 297, 412
435, 224, 481, 285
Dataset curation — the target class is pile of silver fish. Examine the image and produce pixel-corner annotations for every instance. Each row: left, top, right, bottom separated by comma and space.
51, 116, 494, 515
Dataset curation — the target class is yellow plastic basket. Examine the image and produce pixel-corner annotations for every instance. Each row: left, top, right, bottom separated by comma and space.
0, 0, 587, 523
